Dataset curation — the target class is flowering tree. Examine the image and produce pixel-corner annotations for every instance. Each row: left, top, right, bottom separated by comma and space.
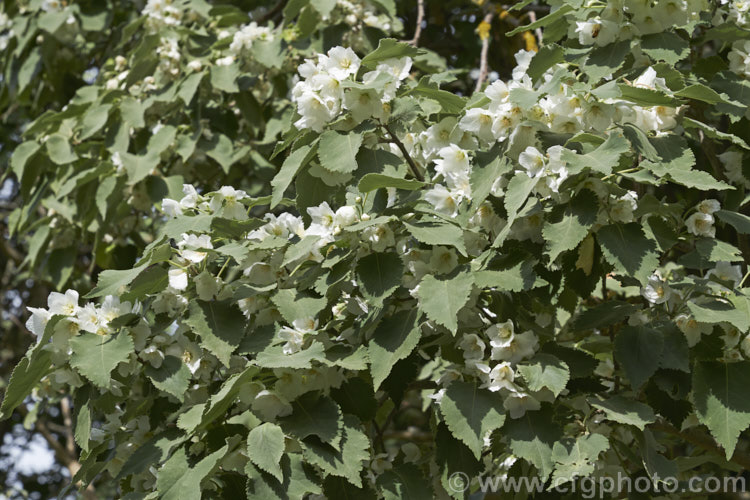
3, 0, 750, 497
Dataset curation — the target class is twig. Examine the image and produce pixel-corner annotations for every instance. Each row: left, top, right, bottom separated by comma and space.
60, 398, 76, 457
256, 0, 286, 24
475, 12, 495, 93
650, 420, 750, 470
17, 406, 97, 499
382, 123, 425, 182
528, 10, 543, 45
408, 0, 425, 46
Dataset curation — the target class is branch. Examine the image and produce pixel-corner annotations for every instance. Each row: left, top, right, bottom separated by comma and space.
17, 406, 97, 500
408, 0, 425, 46
650, 420, 750, 471
475, 12, 495, 93
60, 398, 76, 457
382, 124, 425, 182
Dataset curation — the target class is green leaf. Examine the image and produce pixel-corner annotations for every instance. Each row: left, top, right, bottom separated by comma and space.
369, 309, 421, 390
279, 393, 343, 450
210, 64, 239, 93
618, 85, 680, 107
688, 297, 748, 331
596, 223, 659, 285
695, 237, 742, 262
543, 189, 598, 261
561, 132, 630, 175
184, 300, 247, 367
667, 168, 732, 190
572, 301, 640, 331
0, 318, 60, 420
474, 259, 546, 292
504, 407, 562, 480
11, 141, 40, 179
692, 361, 750, 460
357, 173, 424, 193
361, 38, 421, 69
145, 356, 191, 402
157, 445, 228, 500
376, 463, 433, 500
318, 131, 362, 174
641, 429, 678, 482
120, 152, 160, 185
272, 289, 327, 323
245, 454, 323, 499
79, 103, 112, 140
356, 252, 403, 306
69, 331, 134, 388
272, 144, 314, 208
301, 415, 369, 488
416, 272, 474, 334
683, 117, 750, 150
46, 134, 78, 164
255, 342, 327, 369
582, 40, 631, 83
551, 433, 609, 484
470, 152, 510, 209
614, 325, 664, 390
195, 367, 257, 433
403, 220, 467, 256
674, 83, 726, 104
406, 76, 467, 114
717, 210, 750, 234
517, 354, 570, 397
588, 395, 656, 430
117, 429, 186, 480
641, 32, 690, 65
439, 380, 506, 459
506, 4, 574, 36
248, 423, 286, 483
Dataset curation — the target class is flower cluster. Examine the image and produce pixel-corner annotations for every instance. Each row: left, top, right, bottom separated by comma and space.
292, 46, 412, 131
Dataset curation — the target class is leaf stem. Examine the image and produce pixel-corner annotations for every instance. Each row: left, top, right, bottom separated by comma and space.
382, 123, 425, 182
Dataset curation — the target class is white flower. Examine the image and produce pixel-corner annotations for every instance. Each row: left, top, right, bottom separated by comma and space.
483, 362, 516, 392
342, 88, 383, 121
518, 147, 545, 178
641, 272, 672, 304
334, 205, 358, 227
697, 199, 720, 215
324, 46, 360, 80
77, 304, 104, 334
177, 233, 213, 263
706, 261, 743, 288
278, 317, 318, 354
210, 186, 248, 220
48, 290, 80, 316
729, 40, 750, 78
685, 212, 716, 237
168, 269, 188, 291
675, 314, 712, 347
487, 320, 514, 349
633, 67, 668, 90
458, 333, 486, 360
491, 331, 538, 364
428, 246, 458, 275
610, 191, 638, 223
139, 345, 165, 369
98, 296, 132, 324
162, 198, 183, 218
424, 185, 460, 216
362, 224, 395, 252
25, 308, 51, 339
369, 453, 394, 475
252, 390, 293, 420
